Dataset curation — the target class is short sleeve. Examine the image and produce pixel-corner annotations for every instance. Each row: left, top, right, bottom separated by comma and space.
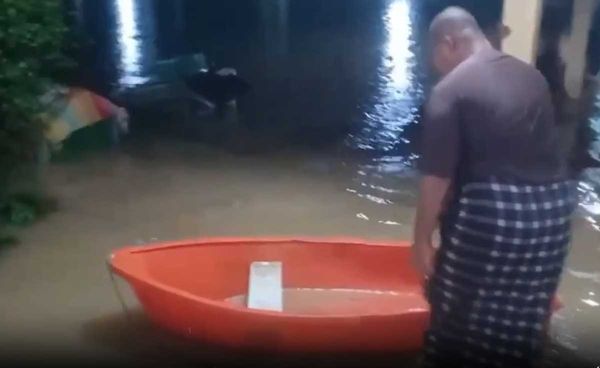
419, 83, 461, 178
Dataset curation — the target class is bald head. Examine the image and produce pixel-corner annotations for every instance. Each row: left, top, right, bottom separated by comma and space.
428, 7, 491, 77
429, 7, 484, 45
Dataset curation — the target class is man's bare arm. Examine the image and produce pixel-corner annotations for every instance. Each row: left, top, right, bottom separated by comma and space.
412, 175, 452, 276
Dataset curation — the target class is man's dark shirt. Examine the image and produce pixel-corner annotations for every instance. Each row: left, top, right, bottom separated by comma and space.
420, 48, 567, 184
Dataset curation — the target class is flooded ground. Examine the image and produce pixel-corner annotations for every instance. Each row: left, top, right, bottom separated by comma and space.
0, 139, 598, 366
1, 0, 600, 366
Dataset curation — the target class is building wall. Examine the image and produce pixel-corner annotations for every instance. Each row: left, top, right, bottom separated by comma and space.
502, 0, 544, 64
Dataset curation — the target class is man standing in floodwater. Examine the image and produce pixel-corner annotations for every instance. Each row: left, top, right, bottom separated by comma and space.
412, 7, 577, 368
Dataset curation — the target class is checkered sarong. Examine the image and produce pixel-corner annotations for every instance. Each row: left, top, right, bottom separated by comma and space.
423, 178, 577, 368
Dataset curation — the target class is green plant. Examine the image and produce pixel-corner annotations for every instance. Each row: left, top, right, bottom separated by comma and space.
0, 0, 72, 237
0, 235, 17, 247
0, 0, 71, 181
1, 192, 57, 226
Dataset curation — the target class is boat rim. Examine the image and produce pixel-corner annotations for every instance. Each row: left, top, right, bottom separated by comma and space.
109, 237, 429, 320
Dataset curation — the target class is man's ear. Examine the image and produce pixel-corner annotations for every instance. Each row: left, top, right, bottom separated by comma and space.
443, 35, 456, 51
501, 24, 511, 39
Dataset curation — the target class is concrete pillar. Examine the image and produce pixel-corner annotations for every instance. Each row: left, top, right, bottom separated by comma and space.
502, 0, 543, 64
561, 0, 599, 99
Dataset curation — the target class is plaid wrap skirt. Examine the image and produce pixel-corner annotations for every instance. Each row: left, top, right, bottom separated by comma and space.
423, 178, 577, 368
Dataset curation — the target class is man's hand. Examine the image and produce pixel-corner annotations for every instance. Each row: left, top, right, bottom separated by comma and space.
412, 242, 436, 278
412, 175, 452, 278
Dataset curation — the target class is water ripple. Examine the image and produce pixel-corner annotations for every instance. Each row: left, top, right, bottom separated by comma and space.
347, 0, 422, 154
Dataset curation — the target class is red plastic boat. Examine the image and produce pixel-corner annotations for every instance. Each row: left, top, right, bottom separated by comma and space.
109, 238, 562, 353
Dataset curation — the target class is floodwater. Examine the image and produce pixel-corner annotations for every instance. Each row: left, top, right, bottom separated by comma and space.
2, 0, 600, 366
1, 140, 598, 366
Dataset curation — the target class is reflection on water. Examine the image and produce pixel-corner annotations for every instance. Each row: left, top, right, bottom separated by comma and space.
592, 93, 600, 155
386, 1, 412, 90
113, 0, 154, 85
568, 270, 600, 285
579, 90, 600, 225
349, 0, 422, 155
114, 0, 140, 78
578, 182, 600, 218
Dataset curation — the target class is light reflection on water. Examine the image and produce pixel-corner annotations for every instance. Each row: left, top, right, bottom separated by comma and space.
579, 90, 600, 225
386, 0, 413, 92
578, 182, 600, 219
115, 0, 140, 76
348, 0, 422, 155
113, 0, 152, 86
341, 1, 421, 227
568, 270, 600, 285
